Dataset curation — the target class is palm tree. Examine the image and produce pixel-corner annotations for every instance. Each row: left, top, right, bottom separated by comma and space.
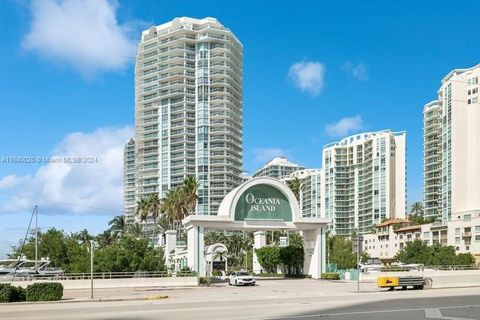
182, 176, 199, 215
163, 188, 186, 234
135, 197, 150, 239
287, 177, 302, 201
147, 194, 162, 223
108, 215, 126, 241
135, 198, 150, 223
156, 214, 171, 245
410, 202, 424, 216
126, 222, 143, 239
205, 230, 226, 246
213, 250, 228, 262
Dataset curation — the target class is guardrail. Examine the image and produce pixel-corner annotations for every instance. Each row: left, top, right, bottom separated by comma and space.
376, 265, 480, 272
7, 271, 197, 282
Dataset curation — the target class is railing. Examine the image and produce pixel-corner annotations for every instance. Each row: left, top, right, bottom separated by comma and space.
6, 271, 197, 282
377, 265, 480, 272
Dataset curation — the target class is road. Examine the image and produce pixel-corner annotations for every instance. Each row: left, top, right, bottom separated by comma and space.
0, 280, 479, 320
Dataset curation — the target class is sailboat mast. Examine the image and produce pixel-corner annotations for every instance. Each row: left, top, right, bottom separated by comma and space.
34, 205, 38, 270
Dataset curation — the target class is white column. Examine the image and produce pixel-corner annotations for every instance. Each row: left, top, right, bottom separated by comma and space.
303, 227, 326, 279
165, 231, 177, 255
253, 231, 266, 274
186, 224, 205, 276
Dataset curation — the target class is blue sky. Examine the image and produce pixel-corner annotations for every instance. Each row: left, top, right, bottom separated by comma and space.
0, 0, 479, 257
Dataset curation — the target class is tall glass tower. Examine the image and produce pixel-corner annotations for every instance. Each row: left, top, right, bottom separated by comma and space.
130, 17, 243, 219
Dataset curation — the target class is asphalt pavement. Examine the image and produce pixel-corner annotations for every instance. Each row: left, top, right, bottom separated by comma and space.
0, 279, 479, 320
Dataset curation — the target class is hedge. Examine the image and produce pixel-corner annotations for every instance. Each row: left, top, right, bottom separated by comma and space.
320, 272, 340, 280
26, 283, 63, 302
0, 284, 26, 303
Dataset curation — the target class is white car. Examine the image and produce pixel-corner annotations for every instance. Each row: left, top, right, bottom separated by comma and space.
229, 271, 256, 286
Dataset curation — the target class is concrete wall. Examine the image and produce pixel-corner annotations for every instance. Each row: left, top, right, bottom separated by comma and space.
5, 276, 198, 290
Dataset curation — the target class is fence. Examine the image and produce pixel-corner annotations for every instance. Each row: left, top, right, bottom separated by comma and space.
3, 271, 197, 283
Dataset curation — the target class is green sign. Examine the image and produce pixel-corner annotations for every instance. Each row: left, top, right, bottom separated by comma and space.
234, 184, 292, 221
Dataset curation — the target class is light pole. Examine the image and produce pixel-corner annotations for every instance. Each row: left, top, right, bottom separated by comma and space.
89, 240, 95, 299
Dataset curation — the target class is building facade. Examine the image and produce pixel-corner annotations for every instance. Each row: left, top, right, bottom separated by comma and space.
424, 64, 480, 221
322, 130, 407, 236
423, 101, 442, 219
283, 169, 322, 218
364, 210, 480, 262
129, 17, 243, 220
253, 157, 305, 179
123, 138, 136, 224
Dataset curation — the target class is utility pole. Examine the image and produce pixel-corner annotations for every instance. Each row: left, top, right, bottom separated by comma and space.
357, 235, 360, 293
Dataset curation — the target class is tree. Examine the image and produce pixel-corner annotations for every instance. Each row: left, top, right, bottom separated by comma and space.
410, 202, 424, 216
287, 177, 302, 201
204, 231, 226, 246
163, 188, 186, 232
279, 245, 304, 276
108, 216, 126, 241
212, 250, 228, 262
135, 198, 150, 223
327, 235, 357, 269
395, 240, 475, 266
182, 176, 198, 215
255, 246, 281, 273
126, 222, 143, 239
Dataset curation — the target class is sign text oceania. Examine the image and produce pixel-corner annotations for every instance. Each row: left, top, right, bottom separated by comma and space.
245, 194, 280, 212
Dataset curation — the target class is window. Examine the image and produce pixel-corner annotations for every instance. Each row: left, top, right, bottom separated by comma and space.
455, 237, 460, 244
475, 226, 480, 233
464, 214, 472, 222
475, 235, 480, 242
423, 231, 430, 238
455, 228, 460, 235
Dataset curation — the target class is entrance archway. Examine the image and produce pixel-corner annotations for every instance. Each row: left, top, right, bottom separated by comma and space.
182, 177, 330, 279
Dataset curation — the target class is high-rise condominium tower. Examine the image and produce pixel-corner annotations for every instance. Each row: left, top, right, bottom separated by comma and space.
321, 131, 407, 235
283, 169, 322, 218
253, 157, 305, 179
423, 64, 480, 221
123, 138, 136, 224
423, 101, 442, 219
129, 17, 243, 219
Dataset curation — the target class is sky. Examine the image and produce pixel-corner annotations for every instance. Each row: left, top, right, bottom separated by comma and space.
0, 0, 479, 258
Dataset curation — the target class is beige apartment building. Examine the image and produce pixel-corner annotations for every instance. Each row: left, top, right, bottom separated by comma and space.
424, 64, 480, 221
253, 157, 305, 179
322, 130, 407, 236
283, 169, 322, 218
364, 210, 480, 262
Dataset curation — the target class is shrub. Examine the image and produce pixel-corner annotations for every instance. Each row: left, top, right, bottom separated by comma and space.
212, 269, 222, 276
11, 286, 26, 302
0, 284, 13, 303
255, 246, 281, 273
26, 283, 63, 302
321, 272, 340, 280
0, 284, 26, 303
199, 277, 211, 286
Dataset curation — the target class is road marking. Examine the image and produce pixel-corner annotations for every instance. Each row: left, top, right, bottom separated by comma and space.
425, 307, 474, 320
266, 304, 480, 320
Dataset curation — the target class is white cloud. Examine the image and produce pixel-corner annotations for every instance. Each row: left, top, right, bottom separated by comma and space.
23, 0, 139, 76
325, 115, 364, 137
252, 148, 287, 164
288, 61, 326, 96
0, 126, 133, 216
341, 61, 369, 81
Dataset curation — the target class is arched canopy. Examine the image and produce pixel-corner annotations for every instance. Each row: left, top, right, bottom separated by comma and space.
183, 177, 330, 231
